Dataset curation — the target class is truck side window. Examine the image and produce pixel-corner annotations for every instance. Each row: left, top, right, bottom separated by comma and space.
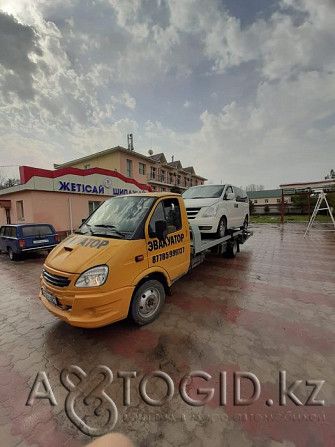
148, 199, 182, 237
163, 198, 182, 234
149, 202, 165, 237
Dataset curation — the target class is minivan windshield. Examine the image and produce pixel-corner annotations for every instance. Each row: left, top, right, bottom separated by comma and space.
78, 195, 155, 238
182, 185, 225, 199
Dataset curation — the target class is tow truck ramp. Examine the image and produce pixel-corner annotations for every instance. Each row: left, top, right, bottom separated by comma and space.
190, 224, 253, 269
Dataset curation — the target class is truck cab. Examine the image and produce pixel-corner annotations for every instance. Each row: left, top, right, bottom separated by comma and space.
40, 193, 190, 328
39, 192, 252, 328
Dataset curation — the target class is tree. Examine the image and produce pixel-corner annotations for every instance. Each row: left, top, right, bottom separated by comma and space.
291, 194, 317, 214
249, 199, 255, 215
0, 177, 20, 190
170, 186, 183, 194
245, 184, 265, 192
325, 169, 335, 180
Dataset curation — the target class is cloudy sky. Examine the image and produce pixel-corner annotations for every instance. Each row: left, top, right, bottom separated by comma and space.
0, 0, 334, 188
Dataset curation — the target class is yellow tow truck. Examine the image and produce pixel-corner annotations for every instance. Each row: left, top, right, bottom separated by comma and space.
39, 193, 252, 328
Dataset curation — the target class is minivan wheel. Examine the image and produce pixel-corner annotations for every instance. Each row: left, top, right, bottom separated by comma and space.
130, 280, 166, 325
8, 248, 17, 261
216, 217, 227, 238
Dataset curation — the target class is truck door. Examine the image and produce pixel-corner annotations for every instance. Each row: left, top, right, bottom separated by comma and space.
146, 197, 190, 281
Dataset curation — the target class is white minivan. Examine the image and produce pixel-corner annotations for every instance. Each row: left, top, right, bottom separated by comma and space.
182, 184, 249, 238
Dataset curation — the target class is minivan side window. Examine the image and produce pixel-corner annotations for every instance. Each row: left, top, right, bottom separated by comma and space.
234, 187, 248, 203
0, 227, 5, 236
225, 185, 234, 198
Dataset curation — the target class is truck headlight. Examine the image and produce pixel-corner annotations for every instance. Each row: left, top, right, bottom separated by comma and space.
75, 265, 109, 288
203, 203, 219, 217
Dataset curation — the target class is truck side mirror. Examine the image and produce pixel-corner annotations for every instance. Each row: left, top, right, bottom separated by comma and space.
226, 192, 235, 200
155, 220, 168, 241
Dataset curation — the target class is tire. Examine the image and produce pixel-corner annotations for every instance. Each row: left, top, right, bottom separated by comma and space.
216, 216, 227, 238
241, 215, 248, 231
130, 280, 166, 325
8, 248, 18, 261
226, 239, 238, 258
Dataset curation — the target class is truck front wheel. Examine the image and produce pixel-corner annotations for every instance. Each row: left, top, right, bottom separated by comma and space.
130, 280, 166, 325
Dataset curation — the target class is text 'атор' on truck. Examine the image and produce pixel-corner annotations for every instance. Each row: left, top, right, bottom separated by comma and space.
39, 191, 252, 328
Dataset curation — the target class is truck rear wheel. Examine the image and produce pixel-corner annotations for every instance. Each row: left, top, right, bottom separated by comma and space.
226, 239, 238, 258
130, 280, 166, 325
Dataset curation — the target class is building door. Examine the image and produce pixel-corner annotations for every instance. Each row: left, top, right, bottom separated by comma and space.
5, 208, 11, 224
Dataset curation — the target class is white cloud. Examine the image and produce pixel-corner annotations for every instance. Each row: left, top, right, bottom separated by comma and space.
111, 91, 136, 110
0, 0, 333, 187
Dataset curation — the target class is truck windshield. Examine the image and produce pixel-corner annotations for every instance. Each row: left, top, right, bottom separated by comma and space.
81, 195, 155, 237
182, 185, 225, 199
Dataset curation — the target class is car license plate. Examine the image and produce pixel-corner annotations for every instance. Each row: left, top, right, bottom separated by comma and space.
41, 287, 58, 306
33, 239, 49, 244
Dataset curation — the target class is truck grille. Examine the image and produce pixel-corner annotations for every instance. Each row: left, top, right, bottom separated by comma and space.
42, 269, 70, 288
186, 207, 201, 219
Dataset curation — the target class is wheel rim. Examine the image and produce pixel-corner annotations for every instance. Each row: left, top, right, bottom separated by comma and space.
9, 249, 13, 259
244, 218, 248, 229
138, 287, 161, 318
219, 220, 225, 237
233, 241, 238, 255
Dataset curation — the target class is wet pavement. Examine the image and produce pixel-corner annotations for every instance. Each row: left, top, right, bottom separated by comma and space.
0, 223, 334, 447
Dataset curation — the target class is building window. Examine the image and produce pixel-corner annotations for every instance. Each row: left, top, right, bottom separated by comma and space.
84, 164, 91, 169
277, 199, 281, 203
88, 201, 101, 215
169, 173, 173, 184
254, 200, 258, 204
139, 163, 146, 175
150, 167, 156, 180
16, 200, 24, 220
265, 199, 269, 204
126, 159, 132, 177
160, 170, 165, 183
184, 177, 187, 187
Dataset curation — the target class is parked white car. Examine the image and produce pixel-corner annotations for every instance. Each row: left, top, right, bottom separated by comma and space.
182, 184, 249, 237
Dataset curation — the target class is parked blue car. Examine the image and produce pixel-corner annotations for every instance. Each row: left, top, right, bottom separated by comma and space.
0, 223, 59, 261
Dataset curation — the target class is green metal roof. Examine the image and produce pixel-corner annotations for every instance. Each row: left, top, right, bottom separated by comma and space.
247, 189, 282, 199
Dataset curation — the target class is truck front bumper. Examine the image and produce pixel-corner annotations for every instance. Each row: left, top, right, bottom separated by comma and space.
39, 276, 134, 328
